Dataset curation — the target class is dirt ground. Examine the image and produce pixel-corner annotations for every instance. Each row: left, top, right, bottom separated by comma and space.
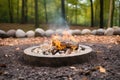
0, 35, 120, 80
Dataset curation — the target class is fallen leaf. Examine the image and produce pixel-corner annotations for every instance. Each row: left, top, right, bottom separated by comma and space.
96, 51, 102, 54
82, 77, 88, 80
96, 66, 106, 73
16, 47, 20, 50
70, 66, 78, 71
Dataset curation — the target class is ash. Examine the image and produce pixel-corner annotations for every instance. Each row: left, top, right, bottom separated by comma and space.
32, 42, 85, 56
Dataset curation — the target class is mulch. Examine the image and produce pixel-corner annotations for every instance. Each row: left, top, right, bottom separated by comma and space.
0, 35, 120, 80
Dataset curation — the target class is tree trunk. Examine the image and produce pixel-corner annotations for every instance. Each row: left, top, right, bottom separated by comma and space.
90, 0, 94, 27
107, 0, 114, 28
21, 0, 27, 24
17, 0, 19, 23
119, 1, 120, 27
99, 0, 104, 28
61, 0, 66, 21
34, 0, 39, 28
21, 0, 25, 23
25, 0, 28, 23
110, 0, 115, 27
75, 1, 78, 24
8, 0, 13, 23
44, 0, 48, 24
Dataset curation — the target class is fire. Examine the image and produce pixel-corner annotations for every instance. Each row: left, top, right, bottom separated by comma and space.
51, 30, 78, 51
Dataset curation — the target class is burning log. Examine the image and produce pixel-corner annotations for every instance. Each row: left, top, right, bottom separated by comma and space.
52, 39, 79, 55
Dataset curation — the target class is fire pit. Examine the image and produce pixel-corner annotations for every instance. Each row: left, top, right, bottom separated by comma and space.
23, 31, 92, 66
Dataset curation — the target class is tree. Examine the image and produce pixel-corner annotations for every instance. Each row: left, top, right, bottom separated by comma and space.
8, 0, 13, 23
43, 0, 48, 24
35, 0, 39, 28
90, 0, 94, 27
118, 1, 120, 27
107, 0, 114, 27
61, 0, 66, 21
21, 0, 27, 24
17, 0, 19, 23
75, 0, 78, 24
99, 0, 104, 28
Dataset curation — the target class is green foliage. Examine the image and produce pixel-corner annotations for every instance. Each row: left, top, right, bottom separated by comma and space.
0, 0, 119, 27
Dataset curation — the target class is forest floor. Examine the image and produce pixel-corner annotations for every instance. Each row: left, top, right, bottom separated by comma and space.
0, 23, 99, 31
0, 35, 120, 80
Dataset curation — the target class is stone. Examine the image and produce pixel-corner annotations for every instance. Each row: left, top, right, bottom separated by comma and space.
66, 29, 73, 35
35, 28, 45, 37
45, 29, 55, 37
72, 29, 81, 35
81, 29, 91, 35
91, 30, 97, 35
15, 29, 26, 38
104, 28, 114, 35
0, 30, 8, 38
26, 30, 35, 38
55, 29, 64, 35
96, 29, 105, 35
113, 27, 120, 35
6, 29, 16, 37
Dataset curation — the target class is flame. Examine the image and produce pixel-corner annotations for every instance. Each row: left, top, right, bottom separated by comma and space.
51, 30, 78, 50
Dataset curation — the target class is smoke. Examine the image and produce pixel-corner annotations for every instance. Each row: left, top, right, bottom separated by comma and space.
49, 16, 69, 30
47, 0, 69, 30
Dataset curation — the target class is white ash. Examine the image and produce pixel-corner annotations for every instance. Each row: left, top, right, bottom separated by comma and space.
32, 44, 86, 56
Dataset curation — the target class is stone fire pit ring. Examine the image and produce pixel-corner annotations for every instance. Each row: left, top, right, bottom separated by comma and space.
23, 45, 92, 66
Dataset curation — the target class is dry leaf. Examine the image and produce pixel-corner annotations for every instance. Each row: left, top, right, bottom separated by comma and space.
107, 45, 112, 49
98, 66, 106, 73
70, 66, 78, 71
96, 51, 102, 54
16, 47, 20, 50
82, 77, 88, 80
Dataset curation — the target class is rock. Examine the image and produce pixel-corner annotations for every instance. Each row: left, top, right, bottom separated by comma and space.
15, 29, 26, 38
45, 29, 55, 37
113, 27, 120, 35
81, 29, 91, 35
66, 29, 73, 35
26, 30, 35, 38
0, 30, 8, 38
35, 28, 45, 37
55, 29, 63, 35
91, 30, 97, 35
6, 29, 16, 37
105, 28, 114, 35
72, 29, 81, 35
96, 29, 105, 35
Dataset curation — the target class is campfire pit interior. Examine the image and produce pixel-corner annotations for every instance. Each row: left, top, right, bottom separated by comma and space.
23, 31, 93, 66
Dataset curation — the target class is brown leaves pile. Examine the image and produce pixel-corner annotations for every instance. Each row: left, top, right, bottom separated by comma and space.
0, 35, 120, 46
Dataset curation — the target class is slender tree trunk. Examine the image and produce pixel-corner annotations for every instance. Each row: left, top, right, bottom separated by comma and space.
21, 0, 27, 24
25, 0, 28, 23
110, 0, 115, 27
119, 0, 120, 27
90, 0, 94, 27
17, 0, 19, 23
21, 0, 25, 23
107, 0, 114, 27
35, 0, 39, 28
44, 0, 48, 24
75, 1, 78, 24
66, 0, 68, 22
8, 0, 13, 23
61, 0, 66, 21
100, 0, 104, 28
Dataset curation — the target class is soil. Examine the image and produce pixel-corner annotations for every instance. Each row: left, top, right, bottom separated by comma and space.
0, 35, 120, 80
